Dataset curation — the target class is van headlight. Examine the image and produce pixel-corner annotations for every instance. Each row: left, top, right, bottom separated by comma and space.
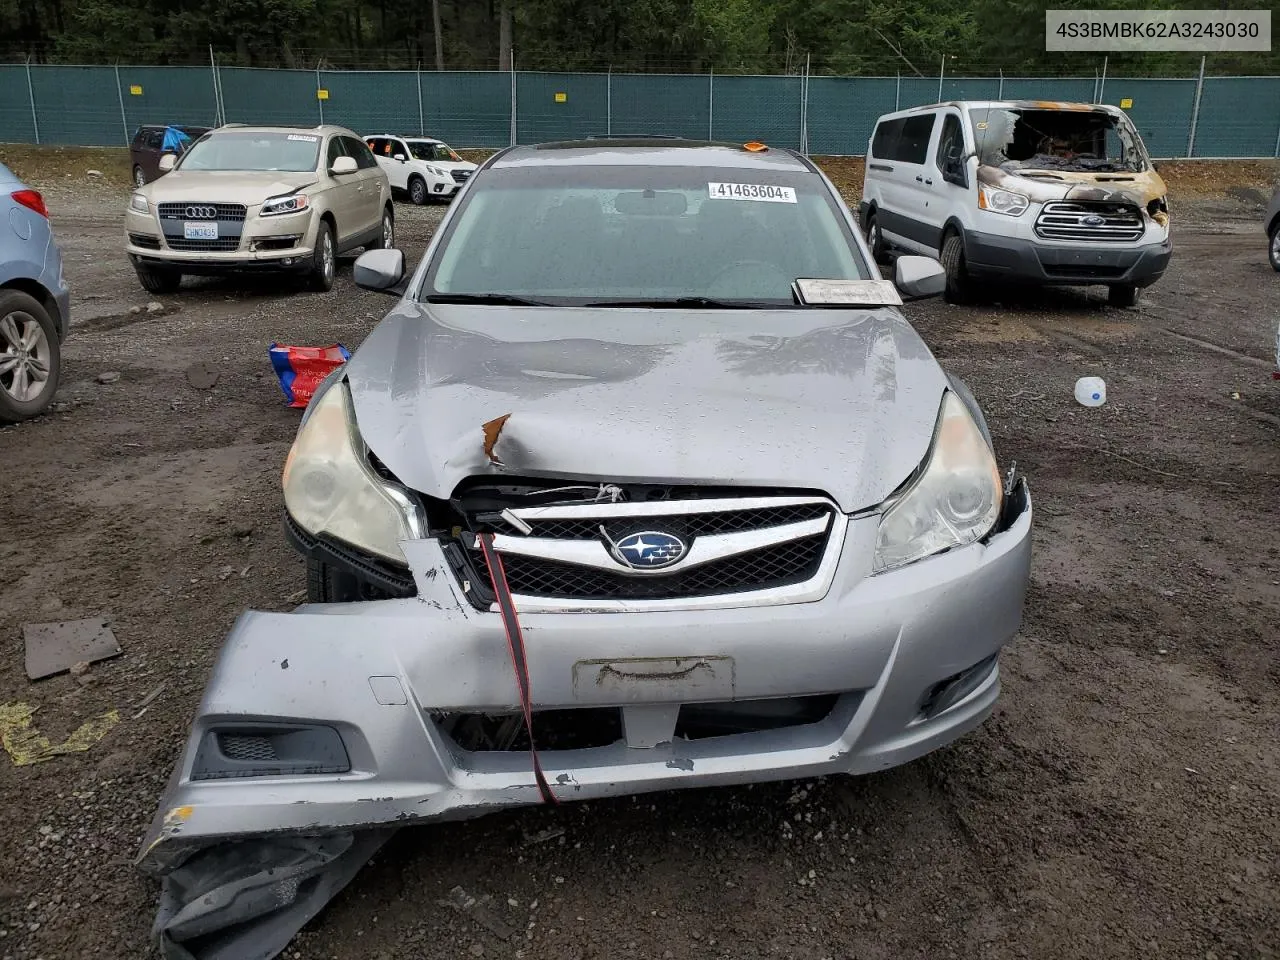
282, 381, 423, 564
978, 186, 1029, 217
873, 391, 1003, 573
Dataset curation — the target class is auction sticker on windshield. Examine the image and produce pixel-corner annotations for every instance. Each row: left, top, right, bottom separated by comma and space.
708, 182, 797, 203
288, 134, 319, 142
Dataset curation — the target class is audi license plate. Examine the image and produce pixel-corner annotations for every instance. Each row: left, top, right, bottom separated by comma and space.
183, 221, 218, 241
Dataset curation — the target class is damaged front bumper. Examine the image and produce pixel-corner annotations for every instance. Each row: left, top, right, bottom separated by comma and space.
139, 482, 1031, 958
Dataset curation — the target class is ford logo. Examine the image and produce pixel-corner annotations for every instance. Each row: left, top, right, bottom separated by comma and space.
612, 531, 687, 570
1082, 214, 1106, 226
185, 205, 218, 220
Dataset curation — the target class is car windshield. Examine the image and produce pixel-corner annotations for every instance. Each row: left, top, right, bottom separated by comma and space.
177, 131, 321, 173
409, 141, 462, 163
423, 162, 870, 306
969, 107, 1146, 173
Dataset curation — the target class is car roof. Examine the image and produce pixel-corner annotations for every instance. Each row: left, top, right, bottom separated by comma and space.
490, 138, 813, 172
882, 100, 1122, 119
364, 134, 445, 144
215, 123, 356, 136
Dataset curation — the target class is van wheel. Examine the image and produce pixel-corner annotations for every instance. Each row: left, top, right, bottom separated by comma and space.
1108, 284, 1139, 308
134, 263, 182, 294
865, 214, 888, 265
1267, 223, 1280, 271
408, 176, 427, 206
940, 232, 973, 304
309, 221, 336, 292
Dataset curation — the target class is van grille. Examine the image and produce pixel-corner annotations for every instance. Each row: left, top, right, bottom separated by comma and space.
1034, 201, 1144, 243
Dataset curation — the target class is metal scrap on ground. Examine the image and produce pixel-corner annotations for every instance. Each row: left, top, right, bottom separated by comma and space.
23, 617, 122, 680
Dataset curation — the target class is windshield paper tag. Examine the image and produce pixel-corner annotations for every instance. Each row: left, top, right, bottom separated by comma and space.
707, 182, 797, 203
288, 134, 319, 142
793, 278, 902, 306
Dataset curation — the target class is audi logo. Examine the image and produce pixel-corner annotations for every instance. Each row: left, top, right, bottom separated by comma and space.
185, 205, 218, 219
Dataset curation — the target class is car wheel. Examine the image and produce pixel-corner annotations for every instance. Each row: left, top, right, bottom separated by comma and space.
409, 176, 427, 206
370, 207, 395, 250
940, 231, 973, 304
132, 165, 146, 188
309, 221, 336, 292
306, 558, 363, 603
134, 263, 182, 294
0, 291, 61, 424
1268, 223, 1280, 272
1108, 284, 1140, 308
865, 213, 888, 265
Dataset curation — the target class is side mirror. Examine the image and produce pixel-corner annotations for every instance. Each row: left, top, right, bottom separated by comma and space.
330, 155, 358, 175
393, 154, 407, 162
158, 154, 177, 172
353, 248, 407, 295
894, 255, 946, 300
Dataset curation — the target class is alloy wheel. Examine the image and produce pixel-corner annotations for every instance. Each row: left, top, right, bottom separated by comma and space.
0, 311, 52, 404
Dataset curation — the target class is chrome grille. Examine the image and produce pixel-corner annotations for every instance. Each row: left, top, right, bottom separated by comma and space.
452, 495, 845, 612
157, 202, 247, 222
1034, 201, 1144, 243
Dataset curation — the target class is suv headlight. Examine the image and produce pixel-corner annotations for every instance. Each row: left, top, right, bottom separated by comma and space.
261, 193, 310, 217
129, 194, 149, 213
426, 165, 444, 177
978, 186, 1029, 217
873, 391, 1003, 573
282, 380, 422, 564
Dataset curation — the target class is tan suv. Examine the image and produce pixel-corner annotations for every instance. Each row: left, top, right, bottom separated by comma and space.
124, 124, 394, 293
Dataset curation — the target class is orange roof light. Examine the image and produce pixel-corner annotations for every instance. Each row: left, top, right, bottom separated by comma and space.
743, 141, 769, 152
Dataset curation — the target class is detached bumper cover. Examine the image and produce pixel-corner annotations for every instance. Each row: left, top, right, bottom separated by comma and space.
139, 483, 1031, 958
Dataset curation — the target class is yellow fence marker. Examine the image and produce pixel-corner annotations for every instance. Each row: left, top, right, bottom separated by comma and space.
0, 702, 120, 766
554, 92, 567, 103
317, 89, 329, 100
1119, 97, 1133, 109
130, 85, 143, 96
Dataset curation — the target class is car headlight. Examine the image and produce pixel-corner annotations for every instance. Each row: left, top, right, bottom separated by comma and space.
873, 391, 1003, 573
261, 193, 310, 217
129, 194, 149, 214
282, 380, 422, 564
978, 186, 1029, 217
428, 166, 446, 178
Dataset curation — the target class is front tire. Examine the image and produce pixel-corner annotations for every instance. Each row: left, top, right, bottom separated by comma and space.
1108, 284, 1140, 308
309, 221, 336, 292
940, 231, 973, 304
0, 291, 61, 424
134, 263, 182, 294
306, 558, 364, 603
1268, 223, 1280, 272
408, 176, 427, 206
865, 213, 888, 265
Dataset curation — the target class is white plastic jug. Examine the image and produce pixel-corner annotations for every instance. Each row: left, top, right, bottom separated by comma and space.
1074, 376, 1106, 407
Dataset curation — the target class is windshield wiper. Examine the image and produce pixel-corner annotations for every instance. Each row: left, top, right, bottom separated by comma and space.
582, 296, 781, 309
422, 293, 552, 306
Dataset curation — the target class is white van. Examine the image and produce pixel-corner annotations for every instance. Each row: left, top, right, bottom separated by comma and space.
859, 101, 1171, 306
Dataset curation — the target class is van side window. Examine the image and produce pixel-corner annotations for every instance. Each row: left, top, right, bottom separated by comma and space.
896, 114, 935, 164
871, 119, 905, 160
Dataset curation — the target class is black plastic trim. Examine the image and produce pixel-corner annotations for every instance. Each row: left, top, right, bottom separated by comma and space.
283, 511, 417, 598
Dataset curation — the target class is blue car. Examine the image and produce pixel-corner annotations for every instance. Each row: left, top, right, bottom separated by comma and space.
0, 161, 69, 423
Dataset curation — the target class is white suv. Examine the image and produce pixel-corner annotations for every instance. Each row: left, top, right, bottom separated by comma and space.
860, 101, 1171, 307
363, 134, 478, 204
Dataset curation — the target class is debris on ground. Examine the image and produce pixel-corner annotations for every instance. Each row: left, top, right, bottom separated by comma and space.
269, 343, 351, 408
523, 825, 566, 846
185, 360, 220, 389
145, 301, 164, 314
0, 702, 120, 765
438, 885, 518, 941
95, 371, 121, 384
23, 617, 122, 680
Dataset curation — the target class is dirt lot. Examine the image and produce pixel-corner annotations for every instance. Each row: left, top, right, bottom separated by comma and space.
0, 147, 1278, 960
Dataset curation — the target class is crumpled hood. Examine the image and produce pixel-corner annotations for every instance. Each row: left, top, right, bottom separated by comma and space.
978, 164, 1168, 207
344, 304, 949, 513
144, 170, 316, 205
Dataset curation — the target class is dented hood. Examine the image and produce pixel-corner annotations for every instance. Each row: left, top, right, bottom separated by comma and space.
978, 165, 1168, 208
343, 303, 949, 513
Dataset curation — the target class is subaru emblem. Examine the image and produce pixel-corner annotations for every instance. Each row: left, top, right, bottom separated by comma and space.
612, 531, 687, 570
1082, 215, 1106, 226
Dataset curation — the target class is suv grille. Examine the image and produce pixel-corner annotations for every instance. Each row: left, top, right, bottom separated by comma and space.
157, 202, 248, 222
165, 237, 241, 252
451, 170, 471, 184
1034, 201, 1144, 243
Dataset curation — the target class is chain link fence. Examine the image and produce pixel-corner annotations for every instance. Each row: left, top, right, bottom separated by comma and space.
1, 62, 1278, 158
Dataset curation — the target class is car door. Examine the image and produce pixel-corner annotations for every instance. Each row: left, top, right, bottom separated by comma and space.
922, 109, 972, 252
385, 137, 412, 190
142, 129, 164, 181
342, 136, 386, 237
324, 136, 363, 247
867, 117, 918, 253
884, 112, 939, 255
365, 137, 398, 187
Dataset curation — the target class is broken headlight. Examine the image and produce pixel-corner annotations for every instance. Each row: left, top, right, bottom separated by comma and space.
872, 391, 1003, 573
282, 380, 423, 564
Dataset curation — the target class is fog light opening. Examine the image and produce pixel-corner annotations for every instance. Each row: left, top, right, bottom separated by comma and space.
918, 654, 998, 721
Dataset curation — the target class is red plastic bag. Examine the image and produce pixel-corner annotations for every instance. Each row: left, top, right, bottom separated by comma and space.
268, 343, 351, 409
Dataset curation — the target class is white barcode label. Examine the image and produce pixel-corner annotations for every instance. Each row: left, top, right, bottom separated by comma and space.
707, 182, 797, 203
287, 134, 319, 142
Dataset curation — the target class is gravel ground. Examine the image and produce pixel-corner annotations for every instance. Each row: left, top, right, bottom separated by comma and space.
0, 163, 1278, 960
